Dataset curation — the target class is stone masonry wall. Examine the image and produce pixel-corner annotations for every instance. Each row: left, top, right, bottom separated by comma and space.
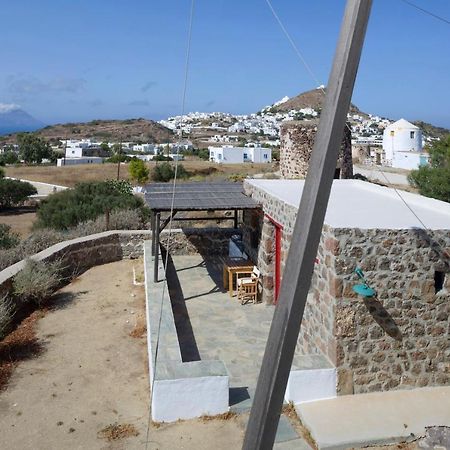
331, 227, 450, 395
280, 120, 353, 179
243, 180, 450, 395
160, 228, 239, 256
242, 182, 334, 357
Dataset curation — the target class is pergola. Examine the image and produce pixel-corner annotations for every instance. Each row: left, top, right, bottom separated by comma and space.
144, 182, 260, 281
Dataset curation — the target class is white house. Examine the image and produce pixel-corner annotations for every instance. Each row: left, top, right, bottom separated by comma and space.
382, 119, 427, 170
57, 157, 103, 167
208, 146, 272, 164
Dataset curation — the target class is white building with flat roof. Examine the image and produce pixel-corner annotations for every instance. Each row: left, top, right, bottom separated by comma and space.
208, 146, 272, 164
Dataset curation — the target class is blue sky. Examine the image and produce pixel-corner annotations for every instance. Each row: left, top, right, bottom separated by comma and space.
1, 0, 449, 127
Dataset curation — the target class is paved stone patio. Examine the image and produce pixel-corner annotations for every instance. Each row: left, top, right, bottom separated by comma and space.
166, 254, 317, 394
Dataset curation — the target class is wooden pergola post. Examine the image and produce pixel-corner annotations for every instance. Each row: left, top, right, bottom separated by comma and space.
154, 212, 160, 282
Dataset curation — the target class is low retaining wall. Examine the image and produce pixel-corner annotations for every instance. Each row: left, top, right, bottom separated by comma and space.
0, 230, 153, 296
144, 241, 229, 422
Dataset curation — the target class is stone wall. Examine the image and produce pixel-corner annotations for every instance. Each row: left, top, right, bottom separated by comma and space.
331, 227, 450, 394
280, 120, 353, 179
160, 228, 240, 256
0, 230, 153, 296
242, 180, 450, 395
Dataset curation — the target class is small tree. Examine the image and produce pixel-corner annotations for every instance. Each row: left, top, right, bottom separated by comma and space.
152, 162, 174, 182
0, 148, 19, 165
17, 133, 53, 164
129, 159, 150, 184
0, 179, 37, 208
408, 135, 450, 203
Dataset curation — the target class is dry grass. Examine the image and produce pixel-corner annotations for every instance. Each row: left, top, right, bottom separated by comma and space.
282, 402, 318, 450
200, 411, 237, 422
98, 423, 139, 441
0, 209, 36, 239
5, 161, 278, 187
0, 309, 46, 390
129, 316, 146, 338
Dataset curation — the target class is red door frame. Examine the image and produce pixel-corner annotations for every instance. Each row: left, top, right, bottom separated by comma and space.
265, 215, 283, 304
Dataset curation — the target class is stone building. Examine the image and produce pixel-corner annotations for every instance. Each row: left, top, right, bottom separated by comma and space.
280, 120, 353, 179
241, 179, 450, 396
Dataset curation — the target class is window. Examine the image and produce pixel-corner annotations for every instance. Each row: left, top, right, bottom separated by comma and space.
264, 154, 268, 159
218, 154, 222, 160
390, 130, 395, 137
410, 131, 415, 139
243, 153, 248, 159
434, 271, 445, 293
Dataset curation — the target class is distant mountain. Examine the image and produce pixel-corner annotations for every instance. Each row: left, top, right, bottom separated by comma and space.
0, 104, 44, 135
1, 118, 175, 144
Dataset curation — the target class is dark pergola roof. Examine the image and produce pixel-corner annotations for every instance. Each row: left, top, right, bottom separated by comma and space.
144, 182, 259, 212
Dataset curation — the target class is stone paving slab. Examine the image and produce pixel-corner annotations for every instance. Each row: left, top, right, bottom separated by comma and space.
296, 386, 450, 450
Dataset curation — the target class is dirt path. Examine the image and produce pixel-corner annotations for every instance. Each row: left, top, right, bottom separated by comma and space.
0, 260, 244, 449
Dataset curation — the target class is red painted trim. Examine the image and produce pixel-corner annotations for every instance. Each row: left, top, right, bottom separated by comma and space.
265, 214, 282, 304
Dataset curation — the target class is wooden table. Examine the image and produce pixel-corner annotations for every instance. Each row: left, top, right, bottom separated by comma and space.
222, 259, 254, 297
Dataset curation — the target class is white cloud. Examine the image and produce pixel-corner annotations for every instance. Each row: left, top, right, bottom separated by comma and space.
0, 103, 20, 113
7, 75, 86, 95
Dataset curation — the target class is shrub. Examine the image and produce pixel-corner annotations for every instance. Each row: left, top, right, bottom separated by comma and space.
0, 224, 19, 249
197, 148, 210, 160
17, 133, 53, 164
408, 135, 450, 203
129, 159, 150, 184
0, 178, 37, 208
14, 259, 63, 305
153, 154, 173, 162
0, 295, 15, 339
151, 163, 189, 182
35, 180, 147, 230
106, 154, 131, 163
152, 162, 174, 182
0, 149, 19, 166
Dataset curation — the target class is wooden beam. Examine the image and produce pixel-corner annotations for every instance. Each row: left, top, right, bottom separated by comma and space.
150, 211, 156, 256
154, 213, 160, 283
242, 1, 372, 449
159, 210, 178, 232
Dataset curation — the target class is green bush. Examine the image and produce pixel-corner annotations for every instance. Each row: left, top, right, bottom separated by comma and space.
0, 150, 19, 166
152, 162, 174, 182
0, 178, 37, 208
408, 135, 450, 203
14, 259, 63, 306
35, 180, 147, 230
0, 224, 19, 249
151, 163, 189, 182
153, 154, 173, 161
129, 159, 150, 184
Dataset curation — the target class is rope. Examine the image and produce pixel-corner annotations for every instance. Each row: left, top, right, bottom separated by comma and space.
144, 1, 195, 447
399, 0, 450, 25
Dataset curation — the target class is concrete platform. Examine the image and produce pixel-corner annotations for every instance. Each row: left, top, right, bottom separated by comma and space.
296, 386, 450, 450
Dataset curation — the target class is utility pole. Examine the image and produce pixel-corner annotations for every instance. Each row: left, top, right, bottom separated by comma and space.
242, 1, 372, 449
116, 139, 122, 180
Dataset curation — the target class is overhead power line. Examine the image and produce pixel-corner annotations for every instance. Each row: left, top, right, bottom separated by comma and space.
399, 0, 450, 25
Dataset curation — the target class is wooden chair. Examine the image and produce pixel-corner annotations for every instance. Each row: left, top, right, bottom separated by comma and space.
236, 266, 261, 305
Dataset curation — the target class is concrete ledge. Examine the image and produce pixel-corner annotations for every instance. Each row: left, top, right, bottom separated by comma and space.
296, 386, 450, 449
285, 354, 336, 404
143, 241, 229, 422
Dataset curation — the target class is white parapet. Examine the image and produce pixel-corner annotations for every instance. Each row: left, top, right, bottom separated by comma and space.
285, 366, 337, 405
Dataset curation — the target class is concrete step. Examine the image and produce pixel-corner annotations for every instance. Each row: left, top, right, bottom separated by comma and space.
296, 386, 450, 450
